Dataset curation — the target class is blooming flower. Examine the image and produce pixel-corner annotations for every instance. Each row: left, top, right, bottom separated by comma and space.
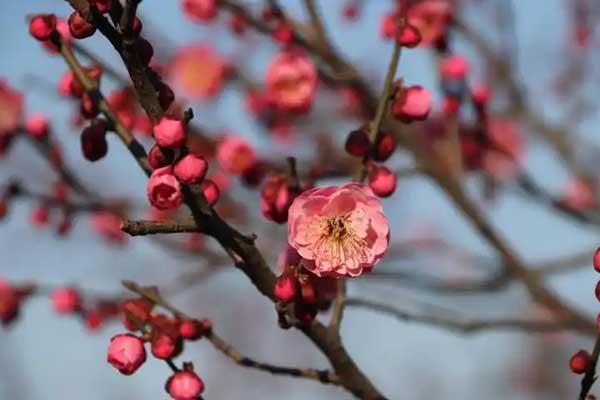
266, 49, 318, 112
168, 44, 226, 100
287, 183, 390, 278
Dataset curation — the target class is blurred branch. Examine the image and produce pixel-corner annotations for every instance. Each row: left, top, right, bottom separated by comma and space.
346, 298, 571, 335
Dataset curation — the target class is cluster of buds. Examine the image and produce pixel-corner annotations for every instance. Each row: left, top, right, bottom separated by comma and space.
147, 116, 218, 210
569, 248, 600, 377
108, 296, 209, 399
273, 247, 337, 326
344, 128, 398, 198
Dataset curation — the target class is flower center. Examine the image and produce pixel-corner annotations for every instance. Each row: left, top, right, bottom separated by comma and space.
324, 216, 350, 241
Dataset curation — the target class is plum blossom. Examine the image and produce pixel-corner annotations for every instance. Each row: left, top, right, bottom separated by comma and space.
266, 49, 318, 112
287, 183, 389, 278
168, 44, 226, 100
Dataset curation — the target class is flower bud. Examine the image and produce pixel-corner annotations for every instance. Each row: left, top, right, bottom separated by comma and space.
50, 286, 81, 314
107, 333, 147, 375
179, 319, 205, 340
29, 14, 57, 41
151, 331, 181, 360
30, 205, 50, 228
274, 275, 297, 303
181, 0, 218, 22
373, 132, 396, 162
396, 24, 421, 48
25, 114, 50, 139
90, 0, 113, 14
149, 145, 175, 170
174, 154, 208, 184
391, 85, 432, 123
440, 55, 469, 80
570, 350, 591, 374
121, 298, 154, 331
153, 117, 187, 149
68, 11, 96, 39
345, 129, 370, 157
147, 166, 183, 210
261, 175, 296, 224
368, 164, 397, 198
200, 179, 220, 206
81, 120, 108, 161
166, 370, 205, 400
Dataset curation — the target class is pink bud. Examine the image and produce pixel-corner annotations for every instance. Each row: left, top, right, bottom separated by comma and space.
0, 283, 20, 325
396, 24, 421, 48
107, 333, 147, 375
595, 280, 600, 303
147, 166, 183, 210
570, 350, 591, 374
200, 179, 220, 206
471, 84, 491, 107
345, 129, 370, 157
216, 135, 256, 174
30, 205, 50, 228
440, 55, 469, 80
166, 370, 205, 400
153, 117, 187, 149
181, 0, 218, 22
148, 145, 175, 170
151, 331, 180, 360
25, 114, 50, 139
373, 132, 396, 162
391, 85, 432, 123
29, 14, 57, 41
50, 287, 81, 314
274, 275, 297, 303
594, 248, 600, 273
68, 11, 96, 39
273, 20, 293, 44
84, 310, 103, 332
174, 154, 208, 184
90, 0, 113, 14
179, 319, 205, 340
121, 298, 154, 331
368, 164, 397, 198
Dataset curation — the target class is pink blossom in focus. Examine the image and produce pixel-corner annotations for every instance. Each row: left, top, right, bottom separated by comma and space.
168, 44, 226, 100
266, 49, 318, 113
216, 135, 256, 174
91, 211, 127, 245
287, 183, 390, 278
407, 0, 452, 47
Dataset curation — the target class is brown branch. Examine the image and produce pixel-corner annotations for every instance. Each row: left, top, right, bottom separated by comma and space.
346, 298, 573, 335
122, 281, 341, 385
121, 218, 200, 236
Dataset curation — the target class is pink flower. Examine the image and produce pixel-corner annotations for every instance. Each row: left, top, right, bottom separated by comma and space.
90, 211, 127, 245
407, 0, 452, 47
266, 49, 318, 112
168, 44, 226, 100
0, 279, 20, 325
107, 333, 147, 375
147, 167, 183, 210
287, 183, 390, 278
0, 80, 23, 137
216, 135, 256, 174
25, 114, 50, 139
483, 117, 525, 180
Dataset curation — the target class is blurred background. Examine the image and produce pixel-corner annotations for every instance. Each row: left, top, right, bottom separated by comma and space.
1, 0, 599, 399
